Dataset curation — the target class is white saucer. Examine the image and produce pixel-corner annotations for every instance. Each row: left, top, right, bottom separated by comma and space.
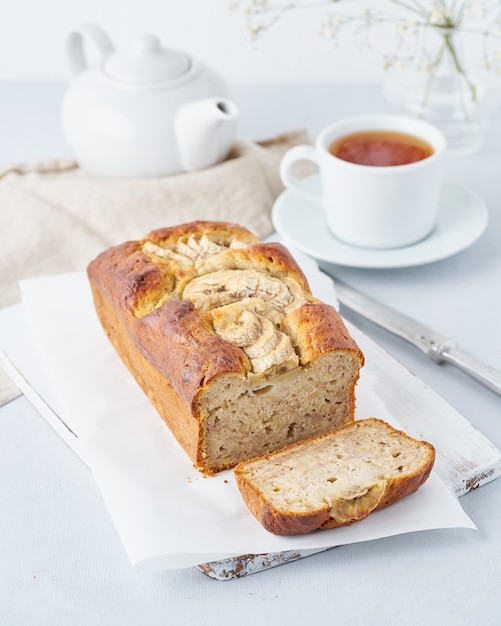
272, 176, 488, 269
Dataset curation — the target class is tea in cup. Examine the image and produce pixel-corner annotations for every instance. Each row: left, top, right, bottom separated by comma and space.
280, 115, 446, 249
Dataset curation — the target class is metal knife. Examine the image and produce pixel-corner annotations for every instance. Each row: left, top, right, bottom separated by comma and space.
331, 277, 501, 396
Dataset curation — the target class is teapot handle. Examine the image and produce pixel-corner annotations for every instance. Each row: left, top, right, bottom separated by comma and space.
66, 23, 114, 76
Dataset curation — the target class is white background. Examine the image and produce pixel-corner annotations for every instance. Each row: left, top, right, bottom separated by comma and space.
0, 0, 389, 84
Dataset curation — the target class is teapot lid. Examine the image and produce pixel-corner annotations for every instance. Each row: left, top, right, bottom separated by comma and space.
102, 33, 191, 84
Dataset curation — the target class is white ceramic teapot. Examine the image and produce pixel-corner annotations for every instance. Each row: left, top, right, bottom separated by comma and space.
61, 23, 239, 177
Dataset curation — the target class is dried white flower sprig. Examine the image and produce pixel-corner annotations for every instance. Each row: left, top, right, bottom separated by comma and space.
229, 1, 501, 79
229, 1, 501, 117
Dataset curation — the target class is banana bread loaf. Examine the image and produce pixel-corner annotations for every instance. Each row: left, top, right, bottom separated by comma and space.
87, 221, 364, 474
234, 418, 436, 535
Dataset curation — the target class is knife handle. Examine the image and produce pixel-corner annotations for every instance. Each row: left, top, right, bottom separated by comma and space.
439, 345, 501, 396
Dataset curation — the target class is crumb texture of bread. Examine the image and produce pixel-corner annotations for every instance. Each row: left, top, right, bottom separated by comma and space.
87, 221, 364, 474
234, 418, 436, 535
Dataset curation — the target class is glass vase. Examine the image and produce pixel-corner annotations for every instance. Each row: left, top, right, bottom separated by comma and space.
382, 26, 501, 158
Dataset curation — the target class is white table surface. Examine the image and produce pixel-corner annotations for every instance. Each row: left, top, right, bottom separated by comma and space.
1, 82, 500, 626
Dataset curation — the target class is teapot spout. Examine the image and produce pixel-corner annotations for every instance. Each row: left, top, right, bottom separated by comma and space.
174, 97, 238, 173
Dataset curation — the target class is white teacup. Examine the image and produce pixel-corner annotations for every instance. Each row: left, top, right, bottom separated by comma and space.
280, 114, 446, 249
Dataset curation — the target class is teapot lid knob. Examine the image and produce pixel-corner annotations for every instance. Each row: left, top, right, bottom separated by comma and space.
131, 33, 160, 54
102, 33, 191, 84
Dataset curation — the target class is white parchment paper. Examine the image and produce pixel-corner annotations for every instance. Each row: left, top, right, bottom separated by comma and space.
17, 258, 475, 570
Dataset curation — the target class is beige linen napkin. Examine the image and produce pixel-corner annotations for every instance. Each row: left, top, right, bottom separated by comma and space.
0, 130, 309, 404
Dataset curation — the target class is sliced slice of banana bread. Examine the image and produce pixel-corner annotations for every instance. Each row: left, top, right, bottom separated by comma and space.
234, 418, 435, 535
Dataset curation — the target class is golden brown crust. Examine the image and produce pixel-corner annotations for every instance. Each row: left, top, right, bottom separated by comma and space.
131, 300, 249, 407
146, 220, 261, 248
285, 302, 363, 365
212, 242, 312, 292
89, 282, 201, 463
87, 220, 365, 474
88, 241, 177, 319
234, 418, 435, 535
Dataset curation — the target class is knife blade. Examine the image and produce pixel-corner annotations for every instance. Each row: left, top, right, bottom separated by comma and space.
331, 276, 501, 396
